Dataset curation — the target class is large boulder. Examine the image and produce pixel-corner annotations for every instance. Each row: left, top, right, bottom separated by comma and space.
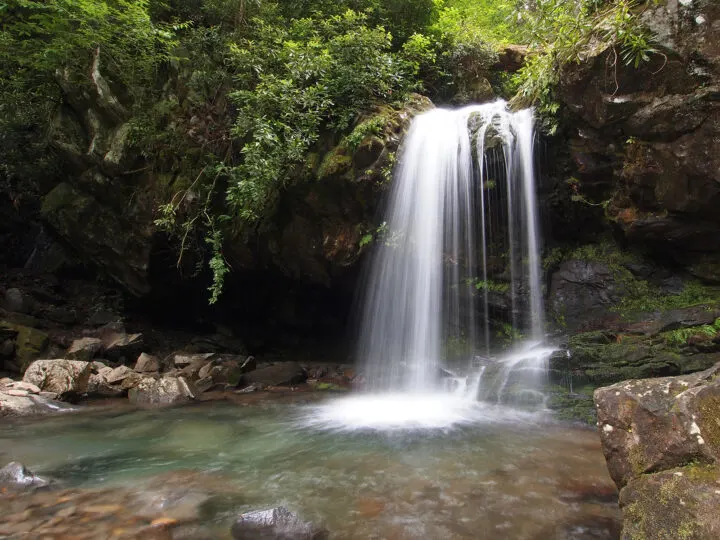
22, 359, 91, 399
595, 362, 720, 539
231, 507, 328, 540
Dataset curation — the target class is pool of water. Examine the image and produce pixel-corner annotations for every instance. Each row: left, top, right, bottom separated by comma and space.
0, 398, 620, 539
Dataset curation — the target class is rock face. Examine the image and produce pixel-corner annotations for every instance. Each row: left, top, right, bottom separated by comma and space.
594, 363, 720, 538
231, 507, 328, 540
556, 0, 720, 274
22, 359, 91, 399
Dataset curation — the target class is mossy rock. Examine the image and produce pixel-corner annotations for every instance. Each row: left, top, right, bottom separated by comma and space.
317, 149, 352, 180
620, 465, 720, 540
0, 321, 49, 372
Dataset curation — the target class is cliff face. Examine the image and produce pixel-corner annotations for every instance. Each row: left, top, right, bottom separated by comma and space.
555, 0, 720, 279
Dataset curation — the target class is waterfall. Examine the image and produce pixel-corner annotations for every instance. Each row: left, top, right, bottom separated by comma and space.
357, 101, 549, 401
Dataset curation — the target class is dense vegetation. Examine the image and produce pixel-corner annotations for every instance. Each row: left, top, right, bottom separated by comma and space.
0, 0, 660, 301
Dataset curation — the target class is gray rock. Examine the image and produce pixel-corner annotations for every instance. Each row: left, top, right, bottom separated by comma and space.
231, 507, 328, 540
8, 381, 40, 394
2, 288, 26, 313
23, 359, 92, 398
105, 364, 134, 384
134, 352, 160, 373
128, 376, 196, 406
0, 391, 62, 417
0, 462, 49, 490
66, 337, 103, 361
174, 353, 214, 367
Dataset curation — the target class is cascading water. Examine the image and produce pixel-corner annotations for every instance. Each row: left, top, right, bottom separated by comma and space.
307, 101, 553, 430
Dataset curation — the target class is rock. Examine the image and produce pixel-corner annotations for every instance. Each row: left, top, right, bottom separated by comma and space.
194, 376, 214, 393
231, 507, 328, 540
102, 332, 143, 362
0, 462, 49, 490
235, 383, 264, 394
128, 376, 196, 406
0, 391, 61, 417
594, 363, 720, 490
619, 465, 720, 540
2, 288, 27, 313
105, 365, 134, 384
240, 355, 257, 373
7, 381, 41, 394
0, 321, 48, 372
548, 260, 625, 331
23, 359, 92, 398
239, 362, 307, 388
66, 337, 103, 361
6, 388, 29, 397
134, 352, 160, 373
174, 353, 214, 367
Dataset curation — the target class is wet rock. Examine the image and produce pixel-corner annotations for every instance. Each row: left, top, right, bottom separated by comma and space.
0, 462, 49, 490
66, 337, 103, 361
231, 507, 328, 540
548, 260, 625, 331
239, 362, 307, 388
619, 465, 720, 540
134, 352, 160, 373
128, 376, 196, 406
235, 383, 265, 394
594, 363, 720, 490
23, 359, 91, 398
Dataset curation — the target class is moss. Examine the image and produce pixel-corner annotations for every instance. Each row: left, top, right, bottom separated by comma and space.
317, 148, 352, 179
661, 318, 720, 346
696, 394, 720, 452
629, 444, 648, 476
0, 321, 49, 371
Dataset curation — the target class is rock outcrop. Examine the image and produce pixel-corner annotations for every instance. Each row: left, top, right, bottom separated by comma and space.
22, 359, 92, 399
555, 0, 720, 276
594, 363, 720, 539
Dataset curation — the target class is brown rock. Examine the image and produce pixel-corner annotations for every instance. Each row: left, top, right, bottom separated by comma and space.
66, 338, 103, 361
134, 352, 160, 373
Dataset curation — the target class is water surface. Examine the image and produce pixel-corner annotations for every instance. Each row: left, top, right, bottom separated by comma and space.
0, 400, 620, 539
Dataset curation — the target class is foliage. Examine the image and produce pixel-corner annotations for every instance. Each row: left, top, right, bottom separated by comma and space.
225, 9, 416, 222
662, 319, 720, 347
511, 0, 661, 133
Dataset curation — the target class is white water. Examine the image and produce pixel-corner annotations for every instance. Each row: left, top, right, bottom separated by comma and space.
312, 101, 550, 430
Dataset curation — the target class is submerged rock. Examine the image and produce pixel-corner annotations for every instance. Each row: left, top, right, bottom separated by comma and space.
0, 462, 49, 490
231, 507, 328, 540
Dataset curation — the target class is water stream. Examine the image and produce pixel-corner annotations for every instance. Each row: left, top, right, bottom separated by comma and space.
318, 102, 553, 429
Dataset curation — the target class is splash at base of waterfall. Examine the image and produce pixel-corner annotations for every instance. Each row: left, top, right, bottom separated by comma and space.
302, 393, 546, 431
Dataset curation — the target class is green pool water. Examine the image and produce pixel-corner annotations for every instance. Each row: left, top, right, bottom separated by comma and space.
0, 399, 620, 539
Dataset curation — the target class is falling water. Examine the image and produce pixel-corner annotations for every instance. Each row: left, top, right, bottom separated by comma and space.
310, 101, 551, 429
357, 102, 548, 396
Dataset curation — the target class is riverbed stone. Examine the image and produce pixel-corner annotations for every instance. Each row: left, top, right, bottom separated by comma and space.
22, 359, 91, 398
231, 507, 328, 540
0, 462, 49, 490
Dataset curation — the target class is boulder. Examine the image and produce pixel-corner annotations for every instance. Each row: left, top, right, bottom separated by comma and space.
23, 359, 92, 398
2, 288, 27, 313
66, 337, 103, 361
174, 353, 214, 367
0, 391, 63, 417
239, 362, 307, 388
231, 507, 328, 540
128, 376, 196, 406
102, 332, 143, 362
0, 462, 49, 490
0, 321, 48, 372
619, 465, 720, 540
594, 363, 720, 490
134, 352, 161, 373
